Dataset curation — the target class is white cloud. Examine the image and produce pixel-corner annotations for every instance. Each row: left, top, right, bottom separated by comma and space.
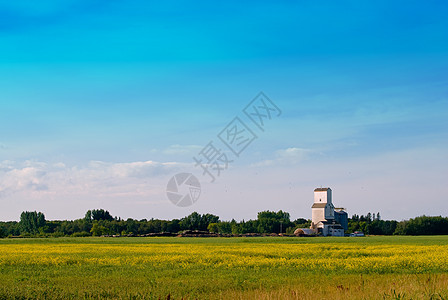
97, 160, 189, 178
1, 166, 48, 193
0, 160, 15, 172
52, 162, 66, 168
251, 147, 314, 167
0, 159, 191, 200
276, 147, 311, 163
162, 144, 202, 155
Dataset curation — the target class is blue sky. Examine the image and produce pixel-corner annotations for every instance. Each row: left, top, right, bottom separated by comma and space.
0, 1, 447, 221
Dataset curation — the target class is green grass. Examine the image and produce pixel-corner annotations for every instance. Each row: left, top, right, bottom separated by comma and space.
3, 234, 448, 245
0, 236, 447, 299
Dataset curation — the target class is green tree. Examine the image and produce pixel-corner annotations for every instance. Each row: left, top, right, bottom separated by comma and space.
217, 221, 232, 234
85, 210, 92, 222
180, 212, 219, 231
90, 222, 106, 236
19, 211, 46, 234
126, 218, 137, 234
394, 216, 448, 235
257, 210, 292, 233
231, 221, 241, 235
91, 209, 114, 221
207, 223, 219, 233
166, 219, 180, 233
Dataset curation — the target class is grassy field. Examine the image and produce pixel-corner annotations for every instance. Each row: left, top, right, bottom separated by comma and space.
1, 236, 448, 299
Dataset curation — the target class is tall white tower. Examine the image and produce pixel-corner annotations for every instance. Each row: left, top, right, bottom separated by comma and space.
312, 187, 335, 227
314, 187, 333, 205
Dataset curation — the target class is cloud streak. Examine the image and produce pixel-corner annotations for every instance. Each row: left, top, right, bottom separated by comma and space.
0, 159, 191, 199
251, 147, 315, 167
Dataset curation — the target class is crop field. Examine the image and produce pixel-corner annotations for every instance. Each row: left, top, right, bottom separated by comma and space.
1, 236, 448, 299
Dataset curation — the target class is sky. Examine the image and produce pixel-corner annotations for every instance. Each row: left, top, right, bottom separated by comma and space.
0, 0, 447, 221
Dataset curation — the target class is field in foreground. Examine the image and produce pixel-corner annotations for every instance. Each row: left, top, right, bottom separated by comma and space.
1, 236, 448, 299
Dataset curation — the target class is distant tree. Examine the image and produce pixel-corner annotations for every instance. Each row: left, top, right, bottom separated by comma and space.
85, 210, 92, 222
394, 216, 448, 235
369, 220, 397, 235
241, 220, 258, 233
91, 209, 114, 221
257, 210, 290, 222
348, 212, 397, 235
180, 212, 219, 231
231, 220, 241, 235
90, 222, 106, 236
292, 218, 311, 230
19, 211, 46, 234
180, 212, 201, 230
293, 218, 308, 224
351, 214, 359, 222
166, 219, 180, 233
200, 214, 220, 230
207, 223, 219, 233
126, 218, 137, 234
257, 210, 292, 233
217, 221, 232, 234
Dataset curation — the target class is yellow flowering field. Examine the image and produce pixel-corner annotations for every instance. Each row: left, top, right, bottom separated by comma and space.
0, 236, 447, 299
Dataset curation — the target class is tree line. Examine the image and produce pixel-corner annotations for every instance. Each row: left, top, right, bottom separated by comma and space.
0, 209, 447, 238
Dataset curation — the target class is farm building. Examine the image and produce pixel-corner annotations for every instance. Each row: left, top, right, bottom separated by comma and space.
294, 187, 348, 237
311, 188, 347, 236
334, 208, 348, 231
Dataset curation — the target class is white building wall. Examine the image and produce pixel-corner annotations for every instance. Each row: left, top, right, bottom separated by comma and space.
312, 208, 325, 225
314, 189, 332, 204
314, 191, 327, 203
